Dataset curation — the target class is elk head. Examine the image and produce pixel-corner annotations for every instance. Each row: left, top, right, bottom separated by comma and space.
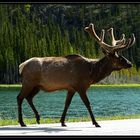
84, 23, 136, 71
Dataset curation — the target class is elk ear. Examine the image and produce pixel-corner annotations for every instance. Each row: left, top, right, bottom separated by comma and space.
105, 51, 117, 59
101, 47, 111, 55
101, 48, 107, 55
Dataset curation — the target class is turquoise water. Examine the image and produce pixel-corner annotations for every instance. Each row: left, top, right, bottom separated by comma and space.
0, 87, 140, 120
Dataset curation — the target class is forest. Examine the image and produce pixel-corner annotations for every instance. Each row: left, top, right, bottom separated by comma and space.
0, 4, 140, 84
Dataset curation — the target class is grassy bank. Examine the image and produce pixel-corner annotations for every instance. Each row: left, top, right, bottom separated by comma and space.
91, 83, 140, 88
0, 84, 22, 91
0, 84, 21, 88
0, 114, 140, 126
1, 83, 140, 90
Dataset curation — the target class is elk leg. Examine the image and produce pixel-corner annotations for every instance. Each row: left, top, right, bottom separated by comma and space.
78, 91, 100, 127
60, 91, 75, 127
26, 87, 40, 124
17, 85, 34, 127
17, 95, 26, 127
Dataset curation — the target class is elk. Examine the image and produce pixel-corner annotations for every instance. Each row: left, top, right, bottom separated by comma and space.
17, 23, 135, 127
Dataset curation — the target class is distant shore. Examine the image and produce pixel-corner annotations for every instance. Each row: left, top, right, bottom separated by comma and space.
0, 84, 140, 89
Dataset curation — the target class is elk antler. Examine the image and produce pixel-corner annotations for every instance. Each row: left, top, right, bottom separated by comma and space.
107, 28, 126, 46
111, 33, 136, 52
84, 23, 135, 53
107, 27, 135, 52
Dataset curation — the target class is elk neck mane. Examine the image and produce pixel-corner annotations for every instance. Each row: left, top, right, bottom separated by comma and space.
89, 56, 114, 84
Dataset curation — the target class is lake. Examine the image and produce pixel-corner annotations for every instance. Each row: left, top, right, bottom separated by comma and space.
0, 86, 140, 120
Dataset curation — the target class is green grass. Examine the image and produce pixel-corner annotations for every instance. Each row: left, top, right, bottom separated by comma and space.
0, 84, 21, 88
1, 83, 140, 90
0, 114, 140, 126
91, 83, 140, 88
0, 84, 21, 90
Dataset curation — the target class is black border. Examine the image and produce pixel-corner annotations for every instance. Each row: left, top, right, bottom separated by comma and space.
0, 0, 140, 3
0, 1, 140, 139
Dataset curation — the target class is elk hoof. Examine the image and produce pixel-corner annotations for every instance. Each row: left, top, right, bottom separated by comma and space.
95, 123, 101, 127
37, 120, 40, 124
61, 123, 67, 127
20, 123, 27, 127
36, 115, 40, 124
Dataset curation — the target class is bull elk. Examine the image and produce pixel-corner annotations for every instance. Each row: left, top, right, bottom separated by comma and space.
17, 23, 135, 127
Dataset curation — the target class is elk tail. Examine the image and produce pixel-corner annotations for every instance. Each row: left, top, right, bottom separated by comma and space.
19, 62, 26, 75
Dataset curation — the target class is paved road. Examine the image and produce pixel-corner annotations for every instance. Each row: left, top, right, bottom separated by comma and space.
0, 119, 140, 136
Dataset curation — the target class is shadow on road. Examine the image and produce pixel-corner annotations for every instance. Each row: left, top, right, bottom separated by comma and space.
0, 126, 81, 135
